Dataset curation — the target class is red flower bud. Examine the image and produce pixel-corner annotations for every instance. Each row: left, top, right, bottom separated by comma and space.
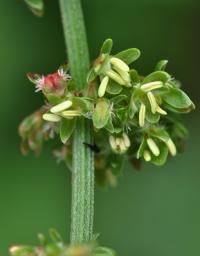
28, 68, 71, 97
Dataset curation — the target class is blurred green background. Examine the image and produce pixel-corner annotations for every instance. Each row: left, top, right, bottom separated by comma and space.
0, 0, 200, 255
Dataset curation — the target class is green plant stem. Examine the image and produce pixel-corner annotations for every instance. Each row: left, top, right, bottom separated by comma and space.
59, 0, 94, 244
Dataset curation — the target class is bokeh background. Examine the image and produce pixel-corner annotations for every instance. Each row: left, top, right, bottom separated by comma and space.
0, 0, 200, 255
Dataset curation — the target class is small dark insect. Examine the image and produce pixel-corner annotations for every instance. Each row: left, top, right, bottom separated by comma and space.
83, 142, 101, 154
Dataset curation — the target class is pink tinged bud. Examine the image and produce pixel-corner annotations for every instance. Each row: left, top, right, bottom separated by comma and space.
34, 69, 71, 95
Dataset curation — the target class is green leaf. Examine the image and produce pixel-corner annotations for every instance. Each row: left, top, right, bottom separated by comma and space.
151, 144, 168, 166
24, 0, 44, 17
163, 87, 195, 113
155, 60, 168, 71
60, 118, 76, 144
115, 48, 141, 64
143, 71, 171, 84
93, 98, 110, 129
100, 38, 113, 54
106, 80, 123, 95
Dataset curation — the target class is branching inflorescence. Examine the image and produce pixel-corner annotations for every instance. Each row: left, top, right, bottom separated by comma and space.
13, 0, 195, 255
20, 39, 194, 186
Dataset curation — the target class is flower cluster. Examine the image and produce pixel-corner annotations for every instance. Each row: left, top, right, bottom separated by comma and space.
19, 39, 194, 186
9, 229, 115, 256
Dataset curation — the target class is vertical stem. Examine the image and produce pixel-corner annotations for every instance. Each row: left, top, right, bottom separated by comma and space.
59, 0, 94, 244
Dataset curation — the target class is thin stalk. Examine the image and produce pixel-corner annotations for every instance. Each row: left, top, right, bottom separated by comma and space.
59, 0, 94, 244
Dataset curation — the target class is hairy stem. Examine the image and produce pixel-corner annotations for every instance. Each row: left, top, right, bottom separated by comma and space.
59, 0, 94, 244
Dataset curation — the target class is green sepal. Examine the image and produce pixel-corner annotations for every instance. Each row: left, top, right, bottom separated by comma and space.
155, 60, 168, 71
111, 95, 128, 105
24, 0, 44, 17
146, 109, 160, 124
105, 118, 115, 133
106, 80, 123, 95
72, 97, 92, 112
115, 48, 141, 64
45, 94, 63, 105
163, 87, 195, 113
151, 143, 168, 166
100, 38, 113, 54
60, 118, 76, 144
143, 71, 171, 84
150, 127, 170, 142
172, 121, 188, 139
95, 55, 111, 75
49, 229, 63, 243
137, 137, 147, 159
92, 98, 110, 129
128, 93, 138, 119
87, 68, 97, 83
130, 69, 140, 84
116, 107, 128, 122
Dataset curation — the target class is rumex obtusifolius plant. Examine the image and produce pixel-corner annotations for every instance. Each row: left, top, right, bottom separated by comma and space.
20, 39, 194, 186
12, 0, 195, 255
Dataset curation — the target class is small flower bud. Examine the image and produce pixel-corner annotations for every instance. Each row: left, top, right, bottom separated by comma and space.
139, 103, 146, 127
110, 57, 130, 72
43, 113, 61, 122
166, 138, 177, 156
106, 70, 126, 85
98, 76, 109, 97
141, 81, 163, 92
143, 150, 151, 162
156, 105, 167, 115
50, 100, 73, 113
123, 133, 131, 147
34, 69, 70, 96
147, 92, 158, 114
62, 110, 82, 117
147, 138, 160, 156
